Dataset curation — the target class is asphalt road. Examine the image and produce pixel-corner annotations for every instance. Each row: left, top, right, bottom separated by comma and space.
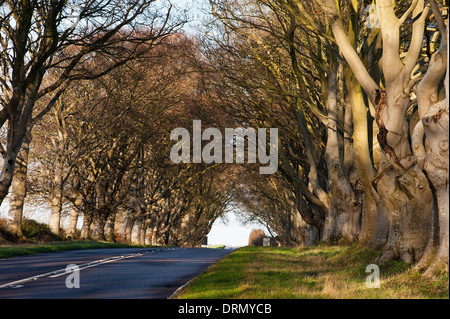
0, 247, 233, 299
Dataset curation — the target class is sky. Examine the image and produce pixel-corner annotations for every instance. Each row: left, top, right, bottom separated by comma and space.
207, 211, 270, 247
167, 0, 210, 34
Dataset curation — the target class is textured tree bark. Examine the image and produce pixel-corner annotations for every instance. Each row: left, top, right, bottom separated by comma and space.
139, 220, 147, 245
80, 214, 93, 240
292, 209, 314, 246
145, 225, 152, 245
413, 16, 448, 275
324, 60, 361, 243
91, 181, 108, 241
66, 191, 83, 238
104, 212, 116, 242
48, 114, 68, 236
375, 155, 433, 264
131, 218, 143, 244
151, 224, 159, 246
6, 131, 32, 237
369, 187, 390, 249
91, 215, 107, 241
372, 86, 433, 264
345, 73, 378, 243
367, 0, 434, 264
66, 207, 79, 239
420, 102, 449, 277
113, 207, 127, 242
0, 86, 39, 205
0, 155, 16, 205
325, 171, 362, 243
373, 90, 433, 264
48, 159, 63, 236
123, 214, 138, 243
423, 127, 449, 275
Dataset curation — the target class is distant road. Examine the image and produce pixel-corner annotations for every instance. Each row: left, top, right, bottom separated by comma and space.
0, 247, 233, 299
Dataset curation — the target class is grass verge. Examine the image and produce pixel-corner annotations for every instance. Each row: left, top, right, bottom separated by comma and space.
175, 245, 449, 299
0, 241, 152, 259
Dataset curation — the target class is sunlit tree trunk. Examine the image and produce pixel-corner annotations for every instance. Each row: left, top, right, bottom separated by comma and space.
324, 0, 434, 263
66, 191, 83, 239
91, 181, 108, 241
104, 212, 116, 242
48, 144, 65, 236
371, 0, 433, 264
80, 213, 93, 240
344, 74, 380, 244
414, 19, 448, 275
131, 218, 143, 244
324, 59, 361, 243
6, 130, 32, 237
123, 213, 140, 243
139, 219, 147, 245
66, 207, 80, 239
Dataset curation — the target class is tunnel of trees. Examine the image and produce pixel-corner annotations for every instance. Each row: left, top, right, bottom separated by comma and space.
0, 0, 448, 277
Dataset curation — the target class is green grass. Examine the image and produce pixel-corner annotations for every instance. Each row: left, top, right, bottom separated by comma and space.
175, 245, 449, 299
0, 241, 152, 259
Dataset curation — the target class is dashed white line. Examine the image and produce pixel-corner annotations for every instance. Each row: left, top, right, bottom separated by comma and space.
0, 249, 166, 289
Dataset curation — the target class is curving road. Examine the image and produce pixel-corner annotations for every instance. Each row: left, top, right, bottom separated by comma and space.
0, 247, 233, 299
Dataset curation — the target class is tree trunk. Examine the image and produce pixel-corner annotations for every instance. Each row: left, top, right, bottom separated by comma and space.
91, 216, 107, 241
48, 153, 64, 236
49, 189, 62, 236
419, 102, 449, 276
80, 214, 92, 240
6, 131, 32, 237
324, 62, 362, 243
113, 207, 126, 241
123, 215, 136, 243
66, 192, 83, 239
373, 0, 433, 264
414, 20, 448, 275
104, 211, 116, 242
131, 218, 142, 244
345, 76, 378, 243
325, 171, 362, 243
91, 181, 108, 241
66, 207, 79, 239
151, 225, 158, 246
0, 111, 32, 205
374, 89, 433, 264
375, 154, 433, 264
324, 0, 433, 261
369, 187, 390, 249
139, 220, 147, 245
0, 153, 16, 205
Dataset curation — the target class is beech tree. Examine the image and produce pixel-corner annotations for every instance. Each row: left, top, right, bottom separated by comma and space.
309, 0, 447, 272
205, 0, 366, 244
1, 0, 447, 278
206, 0, 448, 276
0, 0, 181, 205
20, 31, 235, 246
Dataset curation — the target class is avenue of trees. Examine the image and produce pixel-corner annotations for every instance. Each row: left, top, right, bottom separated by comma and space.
0, 0, 448, 277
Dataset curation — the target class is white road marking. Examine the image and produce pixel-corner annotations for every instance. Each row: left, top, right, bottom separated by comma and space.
0, 250, 165, 289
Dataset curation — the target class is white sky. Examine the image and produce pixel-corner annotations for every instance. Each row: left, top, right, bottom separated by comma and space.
207, 211, 270, 247
168, 0, 210, 34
